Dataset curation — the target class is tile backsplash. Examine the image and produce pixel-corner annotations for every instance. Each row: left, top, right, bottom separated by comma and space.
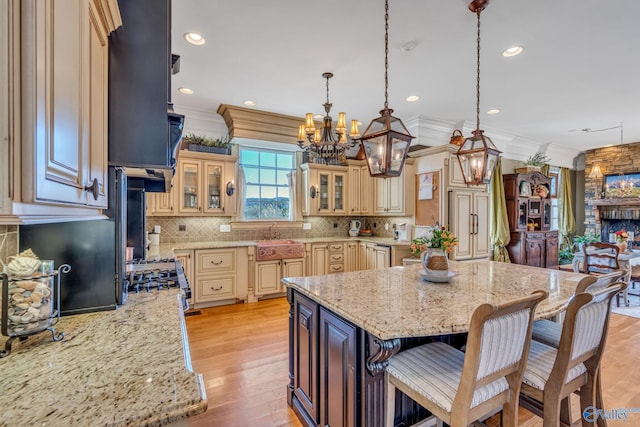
0, 225, 19, 267
147, 216, 411, 243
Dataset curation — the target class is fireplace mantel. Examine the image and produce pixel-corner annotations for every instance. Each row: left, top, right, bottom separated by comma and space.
591, 198, 640, 207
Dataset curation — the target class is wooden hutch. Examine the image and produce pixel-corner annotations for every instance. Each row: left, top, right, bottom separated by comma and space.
503, 171, 558, 268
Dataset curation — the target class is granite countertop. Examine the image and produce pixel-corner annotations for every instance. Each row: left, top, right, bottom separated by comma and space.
283, 259, 593, 340
0, 290, 206, 427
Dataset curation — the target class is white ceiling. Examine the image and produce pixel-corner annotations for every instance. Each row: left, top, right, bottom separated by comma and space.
170, 0, 640, 160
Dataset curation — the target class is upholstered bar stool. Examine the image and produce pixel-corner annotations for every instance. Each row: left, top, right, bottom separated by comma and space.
384, 290, 547, 427
520, 282, 626, 427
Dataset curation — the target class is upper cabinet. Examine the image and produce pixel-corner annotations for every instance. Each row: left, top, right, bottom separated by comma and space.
149, 150, 237, 217
300, 159, 414, 217
0, 0, 121, 223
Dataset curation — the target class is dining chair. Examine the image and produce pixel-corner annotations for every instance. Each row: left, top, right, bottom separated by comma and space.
582, 242, 620, 274
519, 281, 626, 427
384, 290, 548, 427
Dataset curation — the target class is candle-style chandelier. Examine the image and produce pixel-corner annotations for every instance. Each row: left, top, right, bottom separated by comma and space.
297, 72, 360, 165
455, 0, 501, 185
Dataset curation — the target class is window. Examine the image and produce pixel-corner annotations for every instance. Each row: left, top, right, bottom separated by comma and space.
239, 148, 294, 220
549, 167, 560, 231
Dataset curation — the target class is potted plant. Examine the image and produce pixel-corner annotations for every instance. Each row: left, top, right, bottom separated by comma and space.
182, 133, 232, 155
573, 232, 600, 252
515, 152, 550, 174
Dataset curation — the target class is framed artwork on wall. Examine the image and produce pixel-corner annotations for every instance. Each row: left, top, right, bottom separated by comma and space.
604, 173, 640, 198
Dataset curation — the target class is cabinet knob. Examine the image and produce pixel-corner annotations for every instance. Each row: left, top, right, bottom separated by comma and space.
84, 178, 100, 201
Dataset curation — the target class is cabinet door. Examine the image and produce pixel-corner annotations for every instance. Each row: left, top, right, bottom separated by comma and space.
203, 161, 224, 214
283, 258, 305, 279
320, 308, 356, 427
86, 0, 109, 207
525, 238, 545, 268
311, 244, 329, 276
174, 250, 193, 305
346, 242, 359, 272
373, 178, 388, 214
149, 191, 174, 215
451, 191, 474, 260
360, 166, 373, 215
348, 166, 361, 214
332, 172, 347, 214
473, 192, 491, 259
256, 260, 281, 295
386, 176, 404, 214
374, 246, 391, 269
178, 159, 201, 214
293, 293, 319, 423
358, 242, 367, 271
318, 172, 331, 213
545, 234, 559, 268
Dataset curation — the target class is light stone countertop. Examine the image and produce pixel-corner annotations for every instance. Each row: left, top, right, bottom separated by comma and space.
283, 259, 593, 340
0, 290, 206, 427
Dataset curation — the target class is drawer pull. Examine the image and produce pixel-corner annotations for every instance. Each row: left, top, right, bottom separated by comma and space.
210, 260, 223, 265
331, 245, 342, 250
210, 285, 223, 291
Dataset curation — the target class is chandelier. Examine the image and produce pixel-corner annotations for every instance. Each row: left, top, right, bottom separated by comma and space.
358, 0, 414, 178
297, 72, 360, 165
455, 0, 501, 185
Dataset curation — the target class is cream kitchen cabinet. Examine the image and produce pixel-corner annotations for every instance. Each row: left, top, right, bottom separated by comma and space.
147, 191, 175, 216
255, 258, 305, 296
345, 241, 359, 272
175, 150, 237, 216
362, 243, 391, 270
300, 164, 347, 216
449, 190, 490, 261
174, 249, 194, 305
0, 0, 121, 223
347, 161, 373, 215
310, 243, 329, 276
372, 159, 415, 215
193, 247, 248, 306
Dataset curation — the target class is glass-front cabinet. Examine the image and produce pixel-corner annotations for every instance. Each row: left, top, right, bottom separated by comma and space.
175, 151, 237, 216
300, 164, 347, 216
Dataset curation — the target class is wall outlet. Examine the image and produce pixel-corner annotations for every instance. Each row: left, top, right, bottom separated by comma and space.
220, 224, 231, 232
178, 224, 186, 231
385, 223, 389, 230
333, 223, 338, 228
303, 222, 312, 230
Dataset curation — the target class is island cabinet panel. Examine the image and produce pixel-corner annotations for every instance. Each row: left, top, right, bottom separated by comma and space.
319, 308, 357, 427
291, 292, 320, 425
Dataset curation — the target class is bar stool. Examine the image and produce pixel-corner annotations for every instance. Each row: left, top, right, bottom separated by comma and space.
384, 290, 547, 427
520, 282, 626, 427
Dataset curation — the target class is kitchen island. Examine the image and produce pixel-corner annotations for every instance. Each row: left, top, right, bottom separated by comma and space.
0, 289, 206, 427
283, 259, 594, 427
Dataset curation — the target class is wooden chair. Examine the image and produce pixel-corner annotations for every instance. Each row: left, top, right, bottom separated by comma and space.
384, 290, 548, 427
519, 281, 627, 427
581, 242, 620, 274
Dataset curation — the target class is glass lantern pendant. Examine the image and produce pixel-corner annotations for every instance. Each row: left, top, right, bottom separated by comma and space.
361, 108, 413, 177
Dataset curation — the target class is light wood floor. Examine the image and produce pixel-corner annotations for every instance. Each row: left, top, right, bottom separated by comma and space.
185, 297, 640, 427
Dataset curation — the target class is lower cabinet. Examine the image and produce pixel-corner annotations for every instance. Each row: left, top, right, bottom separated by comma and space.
507, 230, 559, 268
255, 258, 305, 296
290, 291, 357, 427
193, 247, 248, 306
361, 243, 392, 270
174, 249, 194, 306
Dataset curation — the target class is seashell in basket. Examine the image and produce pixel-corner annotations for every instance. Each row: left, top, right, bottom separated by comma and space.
5, 249, 42, 277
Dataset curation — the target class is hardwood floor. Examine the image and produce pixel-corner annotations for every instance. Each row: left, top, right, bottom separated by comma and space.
185, 297, 640, 427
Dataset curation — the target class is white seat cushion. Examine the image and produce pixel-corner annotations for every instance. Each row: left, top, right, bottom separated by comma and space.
531, 319, 561, 348
386, 341, 509, 412
523, 340, 587, 390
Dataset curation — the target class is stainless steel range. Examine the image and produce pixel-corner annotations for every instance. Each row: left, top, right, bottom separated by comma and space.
125, 258, 192, 310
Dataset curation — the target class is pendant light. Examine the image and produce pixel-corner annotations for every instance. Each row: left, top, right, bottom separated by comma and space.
455, 0, 501, 185
359, 0, 414, 178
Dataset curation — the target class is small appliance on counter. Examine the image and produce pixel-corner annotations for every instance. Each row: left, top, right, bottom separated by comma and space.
349, 220, 362, 237
395, 223, 412, 241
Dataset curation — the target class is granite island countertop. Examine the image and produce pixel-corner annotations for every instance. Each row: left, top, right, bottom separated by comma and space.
0, 290, 206, 427
282, 259, 594, 340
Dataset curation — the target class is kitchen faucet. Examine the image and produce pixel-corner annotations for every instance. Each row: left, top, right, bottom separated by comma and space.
263, 222, 279, 240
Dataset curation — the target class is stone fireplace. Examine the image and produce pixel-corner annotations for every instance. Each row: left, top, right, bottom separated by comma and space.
585, 141, 640, 247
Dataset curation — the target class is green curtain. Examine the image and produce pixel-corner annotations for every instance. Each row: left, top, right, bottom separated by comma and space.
558, 167, 576, 248
541, 164, 550, 176
490, 159, 511, 262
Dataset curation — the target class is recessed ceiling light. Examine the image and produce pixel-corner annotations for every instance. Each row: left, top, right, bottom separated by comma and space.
487, 109, 500, 115
502, 46, 523, 57
243, 100, 256, 107
178, 87, 194, 95
400, 41, 417, 53
184, 32, 205, 45
406, 95, 420, 102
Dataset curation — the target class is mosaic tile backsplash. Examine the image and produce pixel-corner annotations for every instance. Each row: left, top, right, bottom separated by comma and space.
147, 216, 412, 243
0, 225, 19, 267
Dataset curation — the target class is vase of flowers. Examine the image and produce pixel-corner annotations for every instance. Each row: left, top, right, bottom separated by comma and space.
410, 226, 458, 277
616, 229, 629, 253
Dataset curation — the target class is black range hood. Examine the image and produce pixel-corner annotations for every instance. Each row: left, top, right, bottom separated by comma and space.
108, 0, 183, 192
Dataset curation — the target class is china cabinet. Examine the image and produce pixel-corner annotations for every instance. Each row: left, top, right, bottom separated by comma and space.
503, 172, 558, 268
0, 0, 121, 223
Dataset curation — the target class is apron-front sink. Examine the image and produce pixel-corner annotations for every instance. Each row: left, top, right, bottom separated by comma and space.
256, 240, 305, 261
